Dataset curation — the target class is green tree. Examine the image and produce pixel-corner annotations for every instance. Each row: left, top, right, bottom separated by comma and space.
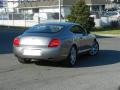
67, 0, 95, 32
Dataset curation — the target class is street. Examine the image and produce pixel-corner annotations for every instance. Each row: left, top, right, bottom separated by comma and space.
0, 30, 120, 90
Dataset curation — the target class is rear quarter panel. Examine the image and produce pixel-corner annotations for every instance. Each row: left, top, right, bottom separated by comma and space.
88, 34, 97, 46
57, 28, 77, 57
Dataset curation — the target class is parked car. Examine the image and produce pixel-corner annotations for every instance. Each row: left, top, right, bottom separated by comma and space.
13, 22, 99, 66
103, 11, 120, 21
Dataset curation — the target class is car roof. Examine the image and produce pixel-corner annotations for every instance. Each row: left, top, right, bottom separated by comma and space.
39, 22, 79, 26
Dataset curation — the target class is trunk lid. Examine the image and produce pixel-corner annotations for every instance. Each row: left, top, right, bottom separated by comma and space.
20, 33, 56, 46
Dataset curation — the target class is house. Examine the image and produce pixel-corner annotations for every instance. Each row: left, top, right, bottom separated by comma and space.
18, 0, 114, 20
0, 0, 118, 27
18, 0, 79, 21
0, 0, 19, 13
0, 0, 4, 7
85, 0, 107, 12
7, 0, 19, 12
0, 0, 7, 12
105, 0, 120, 9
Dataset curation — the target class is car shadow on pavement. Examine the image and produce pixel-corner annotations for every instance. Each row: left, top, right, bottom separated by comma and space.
75, 50, 120, 68
35, 50, 120, 68
0, 30, 24, 54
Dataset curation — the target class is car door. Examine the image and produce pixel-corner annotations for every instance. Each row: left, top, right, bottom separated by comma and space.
70, 25, 86, 51
78, 26, 92, 50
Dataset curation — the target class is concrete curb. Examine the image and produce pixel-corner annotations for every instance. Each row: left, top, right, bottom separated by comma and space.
94, 33, 120, 37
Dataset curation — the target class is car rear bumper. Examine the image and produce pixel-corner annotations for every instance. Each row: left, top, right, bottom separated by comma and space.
13, 46, 68, 61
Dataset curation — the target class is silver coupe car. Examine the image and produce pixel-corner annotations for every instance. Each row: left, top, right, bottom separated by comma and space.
13, 22, 99, 66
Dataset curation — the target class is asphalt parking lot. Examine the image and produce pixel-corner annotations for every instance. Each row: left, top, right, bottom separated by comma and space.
0, 30, 120, 90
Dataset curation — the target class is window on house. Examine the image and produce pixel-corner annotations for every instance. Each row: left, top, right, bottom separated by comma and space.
47, 13, 64, 20
0, 0, 3, 7
39, 0, 48, 2
33, 8, 39, 13
92, 5, 99, 11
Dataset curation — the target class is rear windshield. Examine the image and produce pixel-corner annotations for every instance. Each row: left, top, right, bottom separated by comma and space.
25, 24, 64, 33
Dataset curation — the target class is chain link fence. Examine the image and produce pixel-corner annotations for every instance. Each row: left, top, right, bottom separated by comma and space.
0, 0, 66, 27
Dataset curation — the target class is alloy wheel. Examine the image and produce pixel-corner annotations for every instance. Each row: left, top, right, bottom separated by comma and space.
89, 41, 99, 56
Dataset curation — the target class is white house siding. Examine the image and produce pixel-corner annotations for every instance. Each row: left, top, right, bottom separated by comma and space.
63, 6, 71, 18
0, 0, 19, 13
19, 9, 33, 14
39, 7, 64, 18
7, 0, 19, 12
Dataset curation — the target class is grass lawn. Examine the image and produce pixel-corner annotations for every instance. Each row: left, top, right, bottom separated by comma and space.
92, 28, 120, 35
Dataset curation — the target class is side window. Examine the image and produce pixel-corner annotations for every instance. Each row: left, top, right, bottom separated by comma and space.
70, 26, 80, 33
70, 25, 86, 35
79, 26, 86, 35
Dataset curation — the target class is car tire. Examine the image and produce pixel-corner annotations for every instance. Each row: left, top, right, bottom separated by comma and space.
89, 40, 99, 56
66, 46, 77, 67
17, 57, 31, 64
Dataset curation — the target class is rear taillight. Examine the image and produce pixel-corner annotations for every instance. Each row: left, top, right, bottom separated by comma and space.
13, 38, 20, 47
48, 39, 61, 48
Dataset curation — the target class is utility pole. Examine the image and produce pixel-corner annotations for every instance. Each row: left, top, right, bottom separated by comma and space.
59, 0, 61, 22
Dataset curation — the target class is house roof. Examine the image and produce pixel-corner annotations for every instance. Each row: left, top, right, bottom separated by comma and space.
85, 0, 108, 5
18, 0, 55, 9
62, 0, 78, 6
18, 0, 78, 9
18, 0, 57, 9
18, 0, 109, 9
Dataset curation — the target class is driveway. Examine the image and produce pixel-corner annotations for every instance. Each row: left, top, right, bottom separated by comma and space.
0, 30, 120, 90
